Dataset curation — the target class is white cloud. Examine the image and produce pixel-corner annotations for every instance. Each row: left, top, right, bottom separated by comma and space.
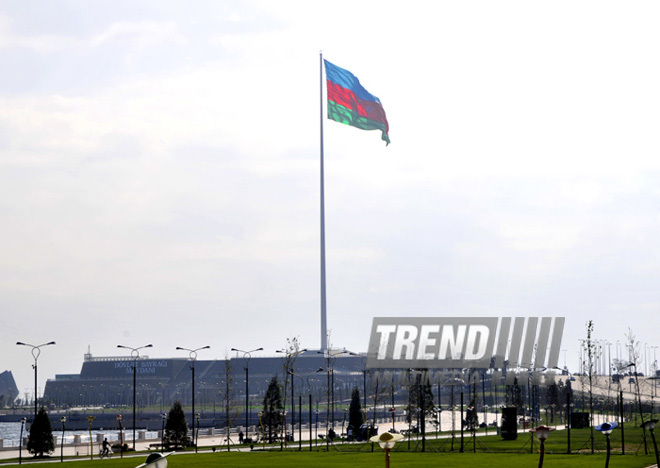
0, 14, 79, 52
90, 20, 186, 49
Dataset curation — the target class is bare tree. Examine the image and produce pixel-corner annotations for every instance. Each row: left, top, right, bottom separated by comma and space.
580, 320, 600, 454
279, 337, 302, 446
369, 370, 389, 436
625, 328, 648, 454
625, 329, 645, 417
219, 352, 239, 451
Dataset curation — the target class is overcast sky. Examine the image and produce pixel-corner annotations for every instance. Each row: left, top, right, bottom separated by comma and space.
2, 1, 660, 398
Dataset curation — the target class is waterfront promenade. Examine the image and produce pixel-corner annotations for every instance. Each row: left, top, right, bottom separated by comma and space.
0, 416, 495, 461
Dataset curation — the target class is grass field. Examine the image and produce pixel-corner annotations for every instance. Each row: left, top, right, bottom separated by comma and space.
3, 425, 658, 468
7, 450, 656, 468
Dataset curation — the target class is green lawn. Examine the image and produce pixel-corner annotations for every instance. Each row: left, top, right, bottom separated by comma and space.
303, 423, 655, 455
9, 450, 655, 468
4, 424, 657, 468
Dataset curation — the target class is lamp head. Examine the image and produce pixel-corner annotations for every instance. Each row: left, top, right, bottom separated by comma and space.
642, 419, 658, 431
531, 425, 554, 441
596, 421, 618, 435
143, 452, 169, 468
370, 431, 404, 449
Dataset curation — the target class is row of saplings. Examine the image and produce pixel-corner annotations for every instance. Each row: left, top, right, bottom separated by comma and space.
26, 398, 490, 457
24, 403, 195, 457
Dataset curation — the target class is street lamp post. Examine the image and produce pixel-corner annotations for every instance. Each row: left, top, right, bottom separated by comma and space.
308, 393, 313, 452
195, 413, 201, 453
315, 365, 330, 450
116, 414, 123, 458
19, 417, 26, 465
370, 432, 404, 468
117, 344, 153, 451
86, 416, 95, 460
596, 421, 618, 468
230, 347, 263, 442
290, 372, 295, 446
444, 377, 465, 452
277, 347, 307, 448
176, 345, 210, 451
531, 425, 554, 468
317, 348, 350, 439
16, 341, 56, 417
60, 417, 66, 462
642, 419, 660, 468
288, 370, 307, 451
460, 389, 464, 453
315, 409, 319, 447
161, 413, 167, 451
299, 395, 303, 450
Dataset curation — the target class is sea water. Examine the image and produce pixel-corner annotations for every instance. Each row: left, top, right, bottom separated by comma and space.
0, 422, 158, 448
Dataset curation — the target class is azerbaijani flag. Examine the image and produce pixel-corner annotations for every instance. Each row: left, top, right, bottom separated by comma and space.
324, 60, 390, 145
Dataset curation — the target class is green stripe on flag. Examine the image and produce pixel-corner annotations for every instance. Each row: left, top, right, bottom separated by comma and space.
327, 101, 390, 145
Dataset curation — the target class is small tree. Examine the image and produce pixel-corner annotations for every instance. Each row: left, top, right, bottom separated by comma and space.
545, 382, 560, 423
27, 407, 55, 457
465, 396, 479, 431
370, 370, 390, 432
581, 320, 600, 454
506, 376, 524, 413
218, 354, 239, 449
626, 328, 649, 453
348, 387, 364, 438
262, 376, 284, 443
405, 371, 435, 424
164, 401, 190, 449
280, 337, 301, 441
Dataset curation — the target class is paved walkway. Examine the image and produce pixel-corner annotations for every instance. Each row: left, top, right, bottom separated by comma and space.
0, 414, 507, 462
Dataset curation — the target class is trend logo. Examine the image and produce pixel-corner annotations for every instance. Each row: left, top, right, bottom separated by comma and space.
366, 317, 564, 370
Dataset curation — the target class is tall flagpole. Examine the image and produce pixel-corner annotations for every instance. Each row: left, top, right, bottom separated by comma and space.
319, 51, 328, 353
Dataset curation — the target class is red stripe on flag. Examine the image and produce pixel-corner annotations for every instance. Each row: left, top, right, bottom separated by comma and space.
327, 80, 388, 131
